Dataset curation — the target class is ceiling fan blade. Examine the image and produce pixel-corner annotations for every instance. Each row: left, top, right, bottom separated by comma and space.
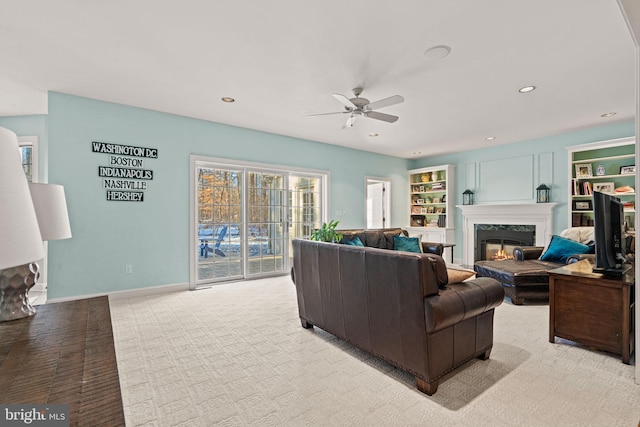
304, 111, 348, 117
332, 93, 357, 110
366, 95, 404, 111
342, 115, 356, 129
365, 111, 399, 123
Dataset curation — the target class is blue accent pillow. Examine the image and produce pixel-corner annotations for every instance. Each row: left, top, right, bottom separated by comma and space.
343, 236, 364, 247
393, 235, 422, 253
540, 235, 592, 263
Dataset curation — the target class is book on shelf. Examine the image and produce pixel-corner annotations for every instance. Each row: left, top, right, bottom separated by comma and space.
572, 212, 594, 227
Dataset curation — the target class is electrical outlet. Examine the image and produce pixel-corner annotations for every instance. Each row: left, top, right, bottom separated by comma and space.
125, 265, 133, 274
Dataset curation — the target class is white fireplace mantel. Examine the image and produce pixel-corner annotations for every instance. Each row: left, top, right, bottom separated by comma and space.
457, 203, 558, 265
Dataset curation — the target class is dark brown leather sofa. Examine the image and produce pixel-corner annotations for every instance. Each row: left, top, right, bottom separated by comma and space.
338, 227, 444, 255
291, 231, 504, 395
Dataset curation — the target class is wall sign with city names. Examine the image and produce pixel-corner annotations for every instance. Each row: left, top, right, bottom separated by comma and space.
92, 141, 158, 202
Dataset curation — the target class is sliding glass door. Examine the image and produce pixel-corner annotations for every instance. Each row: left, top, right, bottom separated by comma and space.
192, 158, 325, 288
246, 171, 287, 276
288, 175, 322, 266
196, 166, 244, 282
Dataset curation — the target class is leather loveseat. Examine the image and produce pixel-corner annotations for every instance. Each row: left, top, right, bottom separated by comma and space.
291, 229, 504, 395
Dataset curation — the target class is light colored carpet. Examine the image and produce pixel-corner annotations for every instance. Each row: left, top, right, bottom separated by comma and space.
110, 275, 640, 426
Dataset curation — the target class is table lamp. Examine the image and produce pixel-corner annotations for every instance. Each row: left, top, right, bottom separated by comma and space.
0, 126, 45, 321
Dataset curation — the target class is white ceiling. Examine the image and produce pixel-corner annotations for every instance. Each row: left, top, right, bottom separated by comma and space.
0, 1, 635, 158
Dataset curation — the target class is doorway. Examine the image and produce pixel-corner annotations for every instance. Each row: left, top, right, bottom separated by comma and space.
365, 177, 391, 228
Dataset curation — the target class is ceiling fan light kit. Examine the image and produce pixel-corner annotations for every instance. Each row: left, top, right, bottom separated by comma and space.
306, 87, 404, 129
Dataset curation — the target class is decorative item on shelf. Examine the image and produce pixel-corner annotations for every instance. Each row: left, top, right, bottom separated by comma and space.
421, 172, 432, 182
593, 182, 615, 193
620, 165, 635, 175
614, 185, 634, 194
575, 163, 593, 178
437, 170, 445, 181
462, 189, 474, 205
410, 215, 425, 227
536, 184, 550, 203
596, 164, 606, 176
573, 200, 593, 211
416, 198, 425, 204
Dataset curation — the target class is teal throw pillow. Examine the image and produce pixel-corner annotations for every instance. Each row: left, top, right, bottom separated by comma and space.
343, 236, 364, 247
540, 234, 592, 263
393, 235, 422, 253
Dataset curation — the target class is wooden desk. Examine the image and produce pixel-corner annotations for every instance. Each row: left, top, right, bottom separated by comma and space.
548, 259, 635, 364
0, 296, 125, 425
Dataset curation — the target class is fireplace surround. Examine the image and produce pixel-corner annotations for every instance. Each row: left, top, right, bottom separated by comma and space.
458, 203, 557, 265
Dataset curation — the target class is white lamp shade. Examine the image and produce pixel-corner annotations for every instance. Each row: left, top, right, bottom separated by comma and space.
0, 127, 45, 269
29, 183, 72, 241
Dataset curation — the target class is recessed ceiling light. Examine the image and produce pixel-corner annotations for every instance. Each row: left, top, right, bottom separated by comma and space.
369, 132, 379, 137
423, 45, 451, 61
518, 86, 536, 93
486, 136, 496, 141
601, 112, 616, 117
221, 97, 235, 103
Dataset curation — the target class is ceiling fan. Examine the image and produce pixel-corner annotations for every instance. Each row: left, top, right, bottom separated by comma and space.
306, 87, 404, 129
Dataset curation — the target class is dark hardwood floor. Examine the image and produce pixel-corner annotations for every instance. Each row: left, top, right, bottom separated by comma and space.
0, 296, 125, 426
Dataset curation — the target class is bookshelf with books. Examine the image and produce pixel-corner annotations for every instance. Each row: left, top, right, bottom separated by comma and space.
406, 165, 455, 244
568, 137, 635, 230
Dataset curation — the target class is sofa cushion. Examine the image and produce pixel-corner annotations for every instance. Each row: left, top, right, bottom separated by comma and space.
560, 227, 595, 244
343, 236, 364, 246
383, 229, 408, 249
540, 235, 592, 263
394, 235, 422, 253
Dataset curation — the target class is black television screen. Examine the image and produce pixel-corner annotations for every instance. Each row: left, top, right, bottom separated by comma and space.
592, 191, 628, 275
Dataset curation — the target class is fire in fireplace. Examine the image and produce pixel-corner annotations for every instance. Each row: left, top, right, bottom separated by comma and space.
475, 224, 535, 261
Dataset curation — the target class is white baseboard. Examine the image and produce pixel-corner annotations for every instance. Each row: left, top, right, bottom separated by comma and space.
32, 282, 47, 292
46, 282, 189, 304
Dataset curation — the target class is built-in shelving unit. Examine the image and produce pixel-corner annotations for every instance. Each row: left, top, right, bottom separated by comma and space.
568, 137, 635, 230
406, 164, 454, 244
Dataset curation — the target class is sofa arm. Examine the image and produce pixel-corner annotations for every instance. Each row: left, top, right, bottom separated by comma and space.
566, 253, 595, 264
424, 277, 504, 333
513, 246, 544, 261
422, 242, 444, 256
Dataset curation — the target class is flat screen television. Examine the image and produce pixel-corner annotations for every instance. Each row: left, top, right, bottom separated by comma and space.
592, 191, 629, 276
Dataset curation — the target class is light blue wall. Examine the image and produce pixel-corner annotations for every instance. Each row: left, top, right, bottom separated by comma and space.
4, 94, 634, 298
43, 92, 409, 298
409, 121, 635, 260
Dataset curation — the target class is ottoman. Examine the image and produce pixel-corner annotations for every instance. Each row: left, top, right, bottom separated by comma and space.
474, 259, 558, 305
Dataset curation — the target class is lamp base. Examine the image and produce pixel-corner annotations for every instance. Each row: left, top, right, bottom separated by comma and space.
0, 263, 40, 322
